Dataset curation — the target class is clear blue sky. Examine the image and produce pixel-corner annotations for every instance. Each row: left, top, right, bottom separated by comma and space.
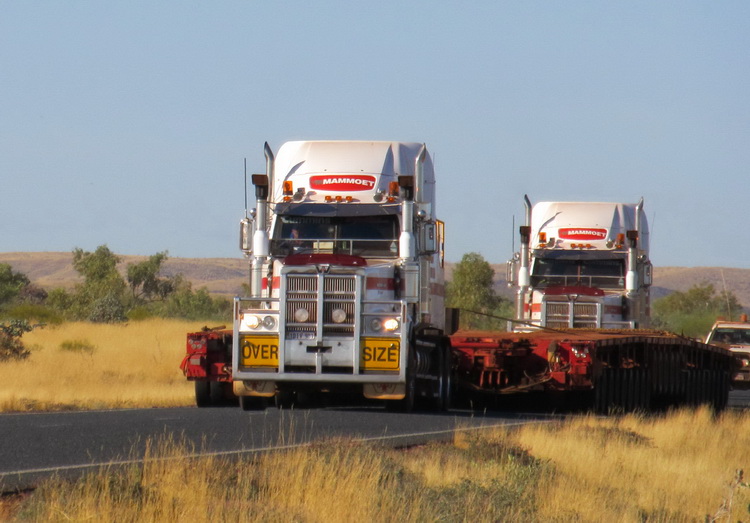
2, 2, 748, 267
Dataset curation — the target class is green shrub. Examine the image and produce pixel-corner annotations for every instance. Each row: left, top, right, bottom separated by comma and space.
59, 339, 97, 354
0, 320, 33, 361
88, 294, 127, 323
4, 304, 64, 325
126, 306, 154, 321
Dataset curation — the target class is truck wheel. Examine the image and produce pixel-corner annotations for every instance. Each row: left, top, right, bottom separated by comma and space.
275, 390, 296, 410
195, 381, 211, 408
594, 368, 609, 414
240, 395, 266, 411
435, 343, 452, 411
387, 349, 417, 413
210, 381, 225, 404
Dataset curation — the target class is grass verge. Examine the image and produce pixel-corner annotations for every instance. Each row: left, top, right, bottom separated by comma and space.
3, 407, 750, 521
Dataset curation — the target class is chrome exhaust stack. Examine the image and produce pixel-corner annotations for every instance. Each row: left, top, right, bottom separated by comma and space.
625, 197, 643, 295
250, 142, 274, 297
516, 195, 532, 322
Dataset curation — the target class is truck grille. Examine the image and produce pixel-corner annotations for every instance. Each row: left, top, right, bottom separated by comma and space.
285, 274, 357, 338
544, 301, 599, 329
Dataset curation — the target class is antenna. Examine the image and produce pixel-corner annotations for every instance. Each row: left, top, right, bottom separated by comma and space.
244, 157, 248, 218
720, 269, 733, 320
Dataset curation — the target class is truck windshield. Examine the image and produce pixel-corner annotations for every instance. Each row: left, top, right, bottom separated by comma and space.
709, 328, 750, 345
531, 258, 625, 289
271, 215, 399, 258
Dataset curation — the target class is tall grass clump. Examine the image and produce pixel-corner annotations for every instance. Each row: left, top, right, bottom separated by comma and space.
0, 319, 206, 411
490, 407, 750, 522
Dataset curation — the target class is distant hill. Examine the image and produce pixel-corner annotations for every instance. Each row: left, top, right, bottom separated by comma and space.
1, 252, 750, 308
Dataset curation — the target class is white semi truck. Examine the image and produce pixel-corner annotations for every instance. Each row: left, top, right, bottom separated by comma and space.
507, 197, 652, 330
231, 141, 450, 411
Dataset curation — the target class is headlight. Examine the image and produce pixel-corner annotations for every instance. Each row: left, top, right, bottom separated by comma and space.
383, 318, 400, 332
294, 308, 310, 323
241, 313, 277, 330
331, 308, 347, 324
243, 314, 260, 329
369, 317, 399, 333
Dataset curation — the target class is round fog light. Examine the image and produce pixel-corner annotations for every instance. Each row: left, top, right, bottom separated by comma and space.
262, 316, 276, 329
369, 318, 382, 332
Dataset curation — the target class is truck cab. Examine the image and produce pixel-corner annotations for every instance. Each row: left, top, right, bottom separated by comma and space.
507, 197, 652, 331
232, 141, 450, 411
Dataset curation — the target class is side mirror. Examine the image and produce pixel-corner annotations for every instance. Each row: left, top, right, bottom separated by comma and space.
239, 217, 253, 254
420, 222, 437, 254
643, 260, 653, 286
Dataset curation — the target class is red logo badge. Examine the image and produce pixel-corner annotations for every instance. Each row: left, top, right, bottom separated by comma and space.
309, 175, 377, 191
558, 228, 607, 240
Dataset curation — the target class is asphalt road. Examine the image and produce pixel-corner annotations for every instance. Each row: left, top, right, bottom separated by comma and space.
0, 401, 558, 491
3, 390, 748, 492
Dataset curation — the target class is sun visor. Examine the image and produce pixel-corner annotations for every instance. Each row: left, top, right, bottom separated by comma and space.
532, 250, 626, 261
272, 202, 401, 217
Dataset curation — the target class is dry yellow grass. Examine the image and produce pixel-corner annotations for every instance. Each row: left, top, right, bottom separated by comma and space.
0, 319, 207, 411
6, 409, 750, 521
476, 407, 750, 522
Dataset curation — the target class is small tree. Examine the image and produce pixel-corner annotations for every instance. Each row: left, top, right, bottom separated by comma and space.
126, 251, 176, 305
446, 252, 510, 329
652, 282, 743, 337
0, 263, 31, 307
0, 320, 33, 361
47, 245, 129, 322
156, 276, 232, 321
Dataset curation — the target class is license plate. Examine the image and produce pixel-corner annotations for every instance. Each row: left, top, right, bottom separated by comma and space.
286, 331, 316, 340
240, 336, 279, 368
361, 338, 400, 371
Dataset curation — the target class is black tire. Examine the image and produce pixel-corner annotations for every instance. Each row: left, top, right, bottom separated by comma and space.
275, 390, 296, 410
195, 381, 211, 408
440, 345, 452, 412
387, 349, 417, 413
640, 369, 652, 411
209, 381, 225, 404
625, 369, 635, 412
240, 395, 267, 411
431, 343, 451, 412
594, 368, 608, 414
611, 368, 621, 409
